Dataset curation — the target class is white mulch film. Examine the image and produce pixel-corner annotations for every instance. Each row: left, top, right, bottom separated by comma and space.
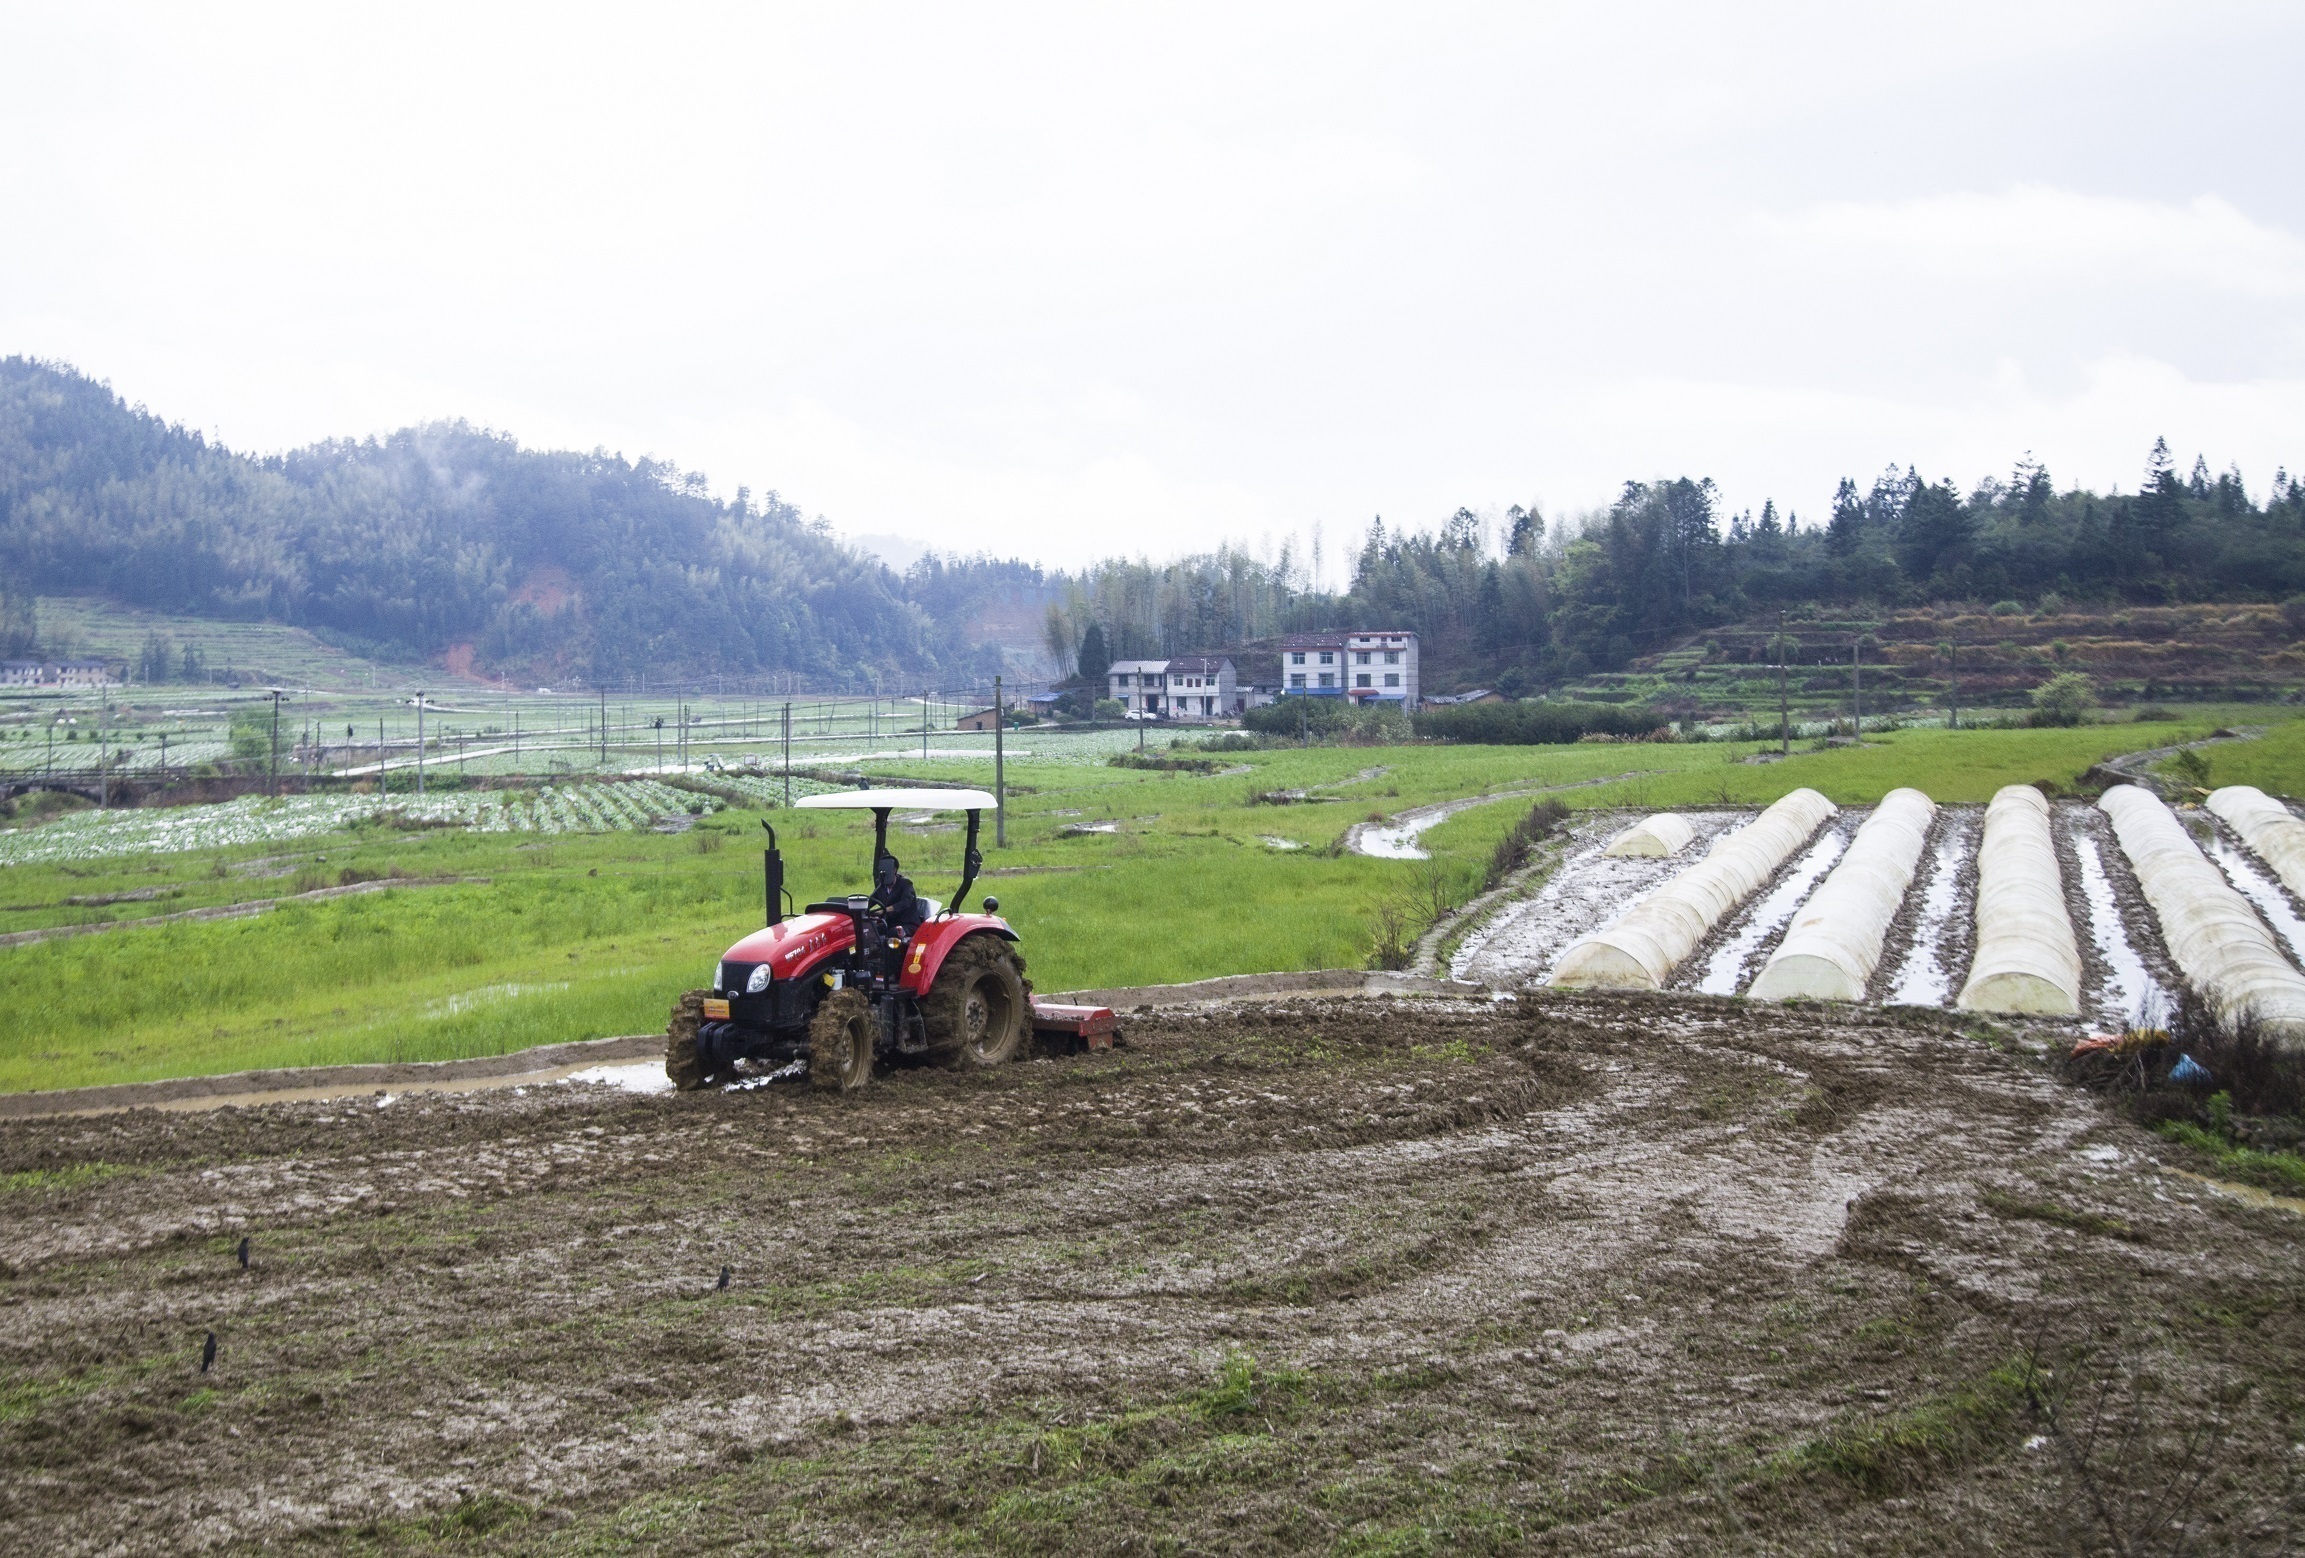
1460, 787, 2305, 1028
0, 780, 722, 866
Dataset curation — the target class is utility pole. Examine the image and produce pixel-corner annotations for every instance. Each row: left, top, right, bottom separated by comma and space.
98, 695, 109, 810
414, 692, 427, 798
922, 689, 929, 760
159, 732, 167, 785
781, 702, 791, 807
1947, 642, 1959, 730
268, 689, 283, 797
599, 684, 607, 766
1777, 612, 1790, 757
1851, 636, 1863, 739
993, 675, 1006, 848
378, 717, 387, 797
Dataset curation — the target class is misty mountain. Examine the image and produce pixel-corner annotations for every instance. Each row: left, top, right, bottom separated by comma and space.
0, 357, 1029, 688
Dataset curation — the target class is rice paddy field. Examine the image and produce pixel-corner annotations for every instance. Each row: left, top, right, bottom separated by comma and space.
0, 707, 2290, 1094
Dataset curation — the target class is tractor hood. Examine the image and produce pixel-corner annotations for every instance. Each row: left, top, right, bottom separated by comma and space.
720, 912, 853, 977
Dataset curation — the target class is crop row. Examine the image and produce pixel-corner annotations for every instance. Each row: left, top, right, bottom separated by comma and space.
0, 781, 720, 866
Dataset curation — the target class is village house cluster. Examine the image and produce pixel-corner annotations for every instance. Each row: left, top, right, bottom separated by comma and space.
1107, 632, 1418, 720
0, 659, 118, 687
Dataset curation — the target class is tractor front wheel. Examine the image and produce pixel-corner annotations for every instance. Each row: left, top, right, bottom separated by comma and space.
666, 989, 709, 1090
926, 936, 1029, 1068
808, 988, 876, 1093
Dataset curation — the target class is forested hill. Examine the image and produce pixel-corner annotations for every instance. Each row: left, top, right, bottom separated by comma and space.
0, 357, 1024, 687
1036, 455, 2305, 694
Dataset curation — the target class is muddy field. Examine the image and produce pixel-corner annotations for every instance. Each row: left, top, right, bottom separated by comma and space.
2, 993, 2300, 1554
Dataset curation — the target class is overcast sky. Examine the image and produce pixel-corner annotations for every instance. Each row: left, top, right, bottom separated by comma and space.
4, 3, 2302, 579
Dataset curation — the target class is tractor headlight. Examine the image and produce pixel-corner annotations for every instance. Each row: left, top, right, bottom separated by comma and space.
745, 964, 773, 994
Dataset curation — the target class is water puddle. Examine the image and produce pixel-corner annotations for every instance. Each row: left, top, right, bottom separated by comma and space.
1358, 813, 1445, 860
1695, 830, 1845, 995
564, 1062, 675, 1094
2205, 836, 2305, 967
2074, 832, 2170, 1028
425, 981, 571, 1019
1886, 821, 1973, 1006
1258, 836, 1303, 851
2169, 1166, 2305, 1216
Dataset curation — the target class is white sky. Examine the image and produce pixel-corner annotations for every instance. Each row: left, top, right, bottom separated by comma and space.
4, 2, 2301, 580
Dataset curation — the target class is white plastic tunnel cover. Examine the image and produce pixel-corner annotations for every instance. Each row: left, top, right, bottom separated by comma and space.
2206, 785, 2305, 904
1957, 784, 2081, 1016
1550, 787, 1837, 991
2101, 784, 2305, 1041
1751, 787, 1936, 1002
1603, 813, 1696, 858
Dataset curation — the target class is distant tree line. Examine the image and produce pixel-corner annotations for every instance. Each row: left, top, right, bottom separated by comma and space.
1333, 446, 2305, 690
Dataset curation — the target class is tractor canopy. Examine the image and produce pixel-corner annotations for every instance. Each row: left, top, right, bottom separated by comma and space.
794, 788, 998, 811
791, 787, 999, 929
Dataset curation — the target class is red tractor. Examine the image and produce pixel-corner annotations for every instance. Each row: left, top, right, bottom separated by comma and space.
665, 788, 1103, 1092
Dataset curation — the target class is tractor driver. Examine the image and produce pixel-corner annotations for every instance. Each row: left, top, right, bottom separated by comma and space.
871, 852, 927, 931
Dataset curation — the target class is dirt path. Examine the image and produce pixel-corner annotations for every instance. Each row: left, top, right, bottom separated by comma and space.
3, 993, 2293, 1553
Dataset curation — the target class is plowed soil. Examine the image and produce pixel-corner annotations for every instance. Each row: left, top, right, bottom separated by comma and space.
2, 995, 2300, 1554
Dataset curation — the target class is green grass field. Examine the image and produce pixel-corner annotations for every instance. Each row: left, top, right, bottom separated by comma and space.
0, 714, 2293, 1093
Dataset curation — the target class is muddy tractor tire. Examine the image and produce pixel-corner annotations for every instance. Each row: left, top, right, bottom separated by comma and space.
665, 989, 710, 1091
809, 988, 876, 1093
926, 935, 1030, 1068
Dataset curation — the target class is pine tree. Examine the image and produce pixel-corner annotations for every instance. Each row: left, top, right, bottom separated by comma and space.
1827, 477, 1864, 554
1075, 621, 1111, 684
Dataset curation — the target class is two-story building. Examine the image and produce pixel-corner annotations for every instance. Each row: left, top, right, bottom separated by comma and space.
1107, 656, 1239, 719
1277, 631, 1418, 705
1107, 659, 1167, 716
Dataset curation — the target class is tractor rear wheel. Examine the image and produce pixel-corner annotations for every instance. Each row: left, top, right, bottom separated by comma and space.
926, 936, 1029, 1067
808, 988, 876, 1093
665, 989, 709, 1090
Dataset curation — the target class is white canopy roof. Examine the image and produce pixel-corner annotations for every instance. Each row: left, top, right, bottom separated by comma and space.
795, 788, 998, 812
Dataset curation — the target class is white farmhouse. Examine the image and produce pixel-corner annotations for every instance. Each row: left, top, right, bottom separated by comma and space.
1107, 655, 1239, 719
1278, 631, 1417, 705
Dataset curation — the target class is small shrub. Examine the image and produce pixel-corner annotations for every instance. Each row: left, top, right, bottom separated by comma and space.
1989, 599, 2023, 617
2166, 746, 2211, 791
2027, 671, 2096, 727
1484, 798, 1570, 890
1107, 752, 1218, 773
2283, 594, 2305, 635
2130, 704, 2177, 722
1091, 699, 1125, 720
2037, 590, 2067, 616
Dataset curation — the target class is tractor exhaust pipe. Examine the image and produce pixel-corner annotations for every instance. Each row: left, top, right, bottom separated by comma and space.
762, 820, 786, 925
